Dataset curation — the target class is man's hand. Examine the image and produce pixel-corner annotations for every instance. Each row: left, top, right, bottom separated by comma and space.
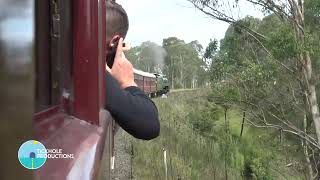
106, 38, 137, 89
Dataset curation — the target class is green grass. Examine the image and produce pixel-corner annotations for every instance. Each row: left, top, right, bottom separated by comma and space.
130, 89, 306, 180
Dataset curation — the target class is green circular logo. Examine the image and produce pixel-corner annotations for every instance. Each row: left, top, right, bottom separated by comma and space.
18, 140, 47, 169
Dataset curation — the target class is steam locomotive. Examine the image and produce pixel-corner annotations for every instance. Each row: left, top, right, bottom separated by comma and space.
1, 0, 168, 180
134, 68, 170, 98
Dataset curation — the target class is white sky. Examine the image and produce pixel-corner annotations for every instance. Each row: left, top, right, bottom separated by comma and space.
117, 0, 264, 48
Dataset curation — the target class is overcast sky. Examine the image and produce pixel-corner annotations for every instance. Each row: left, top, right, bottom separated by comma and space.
0, 0, 33, 44
117, 0, 264, 48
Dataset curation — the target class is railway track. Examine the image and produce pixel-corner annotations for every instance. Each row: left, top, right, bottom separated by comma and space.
111, 129, 132, 180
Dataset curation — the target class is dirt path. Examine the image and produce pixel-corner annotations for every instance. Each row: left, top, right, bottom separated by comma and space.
111, 129, 132, 180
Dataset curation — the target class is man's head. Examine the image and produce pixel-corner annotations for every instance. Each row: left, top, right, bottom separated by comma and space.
106, 0, 129, 45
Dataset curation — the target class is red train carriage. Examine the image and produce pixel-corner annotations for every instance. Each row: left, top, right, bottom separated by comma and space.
1, 0, 131, 180
133, 69, 157, 97
33, 0, 115, 179
2, 0, 161, 179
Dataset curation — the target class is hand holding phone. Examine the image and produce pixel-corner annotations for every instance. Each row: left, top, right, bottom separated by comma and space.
106, 36, 131, 68
106, 37, 136, 89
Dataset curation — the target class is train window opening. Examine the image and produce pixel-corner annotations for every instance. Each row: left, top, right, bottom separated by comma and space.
35, 0, 73, 113
35, 0, 51, 112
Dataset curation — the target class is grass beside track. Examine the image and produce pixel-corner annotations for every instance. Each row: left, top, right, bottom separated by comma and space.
129, 89, 305, 180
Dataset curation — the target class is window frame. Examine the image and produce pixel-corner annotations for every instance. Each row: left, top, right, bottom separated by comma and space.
34, 0, 106, 125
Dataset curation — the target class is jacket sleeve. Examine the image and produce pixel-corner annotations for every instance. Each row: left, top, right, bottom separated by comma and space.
105, 72, 160, 140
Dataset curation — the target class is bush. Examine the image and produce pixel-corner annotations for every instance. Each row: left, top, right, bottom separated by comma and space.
188, 101, 221, 137
243, 147, 274, 180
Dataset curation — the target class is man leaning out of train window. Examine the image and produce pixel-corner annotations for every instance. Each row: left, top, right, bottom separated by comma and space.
104, 0, 160, 140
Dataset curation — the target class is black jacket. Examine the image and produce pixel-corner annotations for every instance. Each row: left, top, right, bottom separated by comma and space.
105, 72, 160, 140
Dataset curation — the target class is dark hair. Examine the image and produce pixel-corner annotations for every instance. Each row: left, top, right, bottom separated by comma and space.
106, 0, 129, 41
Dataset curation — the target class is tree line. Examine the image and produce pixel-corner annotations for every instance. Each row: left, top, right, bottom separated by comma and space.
125, 38, 210, 89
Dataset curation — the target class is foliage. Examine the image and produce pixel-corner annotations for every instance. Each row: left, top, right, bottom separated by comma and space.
188, 100, 220, 137
204, 39, 218, 60
209, 14, 313, 128
130, 91, 305, 180
185, 0, 320, 177
266, 22, 299, 60
163, 37, 208, 89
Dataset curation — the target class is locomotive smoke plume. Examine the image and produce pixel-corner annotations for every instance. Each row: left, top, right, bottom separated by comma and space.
137, 41, 167, 73
151, 45, 167, 73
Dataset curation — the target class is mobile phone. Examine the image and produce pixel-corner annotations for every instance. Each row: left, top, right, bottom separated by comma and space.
106, 36, 126, 68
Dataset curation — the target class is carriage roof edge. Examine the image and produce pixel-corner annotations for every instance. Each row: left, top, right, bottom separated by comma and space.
133, 68, 156, 78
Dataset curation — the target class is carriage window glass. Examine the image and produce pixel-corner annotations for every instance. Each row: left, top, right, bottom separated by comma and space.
35, 0, 73, 113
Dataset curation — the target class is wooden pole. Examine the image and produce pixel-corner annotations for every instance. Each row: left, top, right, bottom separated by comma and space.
163, 148, 168, 180
240, 111, 246, 137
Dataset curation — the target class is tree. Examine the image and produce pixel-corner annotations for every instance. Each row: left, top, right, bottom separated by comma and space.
187, 0, 320, 149
204, 39, 218, 60
163, 37, 207, 89
125, 46, 141, 68
125, 41, 166, 73
188, 1, 320, 178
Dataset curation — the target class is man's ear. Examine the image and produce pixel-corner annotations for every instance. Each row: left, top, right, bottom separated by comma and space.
109, 35, 121, 48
